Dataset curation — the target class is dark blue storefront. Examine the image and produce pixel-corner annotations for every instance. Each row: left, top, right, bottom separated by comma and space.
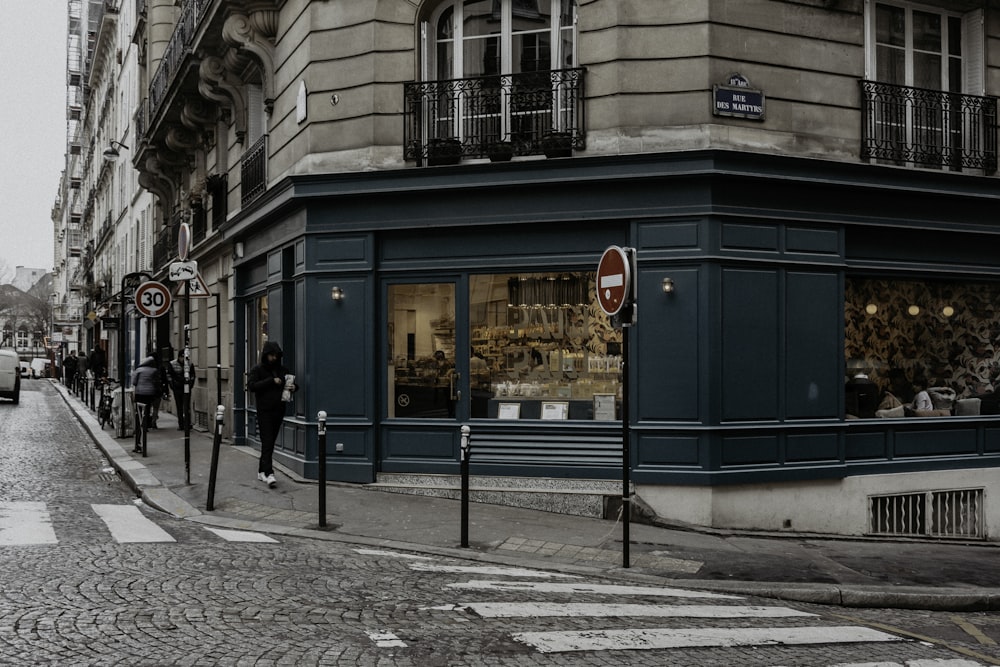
227, 150, 1000, 496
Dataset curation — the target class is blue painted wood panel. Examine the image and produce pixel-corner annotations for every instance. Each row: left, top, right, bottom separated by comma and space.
722, 269, 778, 420
785, 272, 840, 419
636, 267, 700, 421
786, 432, 839, 462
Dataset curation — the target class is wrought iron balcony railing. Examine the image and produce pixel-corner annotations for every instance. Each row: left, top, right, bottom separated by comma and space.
860, 80, 998, 173
240, 135, 268, 206
148, 0, 211, 119
404, 68, 585, 164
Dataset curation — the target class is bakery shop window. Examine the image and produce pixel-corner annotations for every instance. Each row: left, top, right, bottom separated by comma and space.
469, 272, 621, 420
845, 277, 1000, 419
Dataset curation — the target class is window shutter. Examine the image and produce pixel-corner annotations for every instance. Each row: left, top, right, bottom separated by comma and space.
247, 84, 264, 143
963, 8, 984, 96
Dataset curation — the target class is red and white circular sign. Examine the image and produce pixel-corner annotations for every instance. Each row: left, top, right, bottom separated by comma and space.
177, 222, 191, 261
134, 281, 172, 318
596, 246, 631, 316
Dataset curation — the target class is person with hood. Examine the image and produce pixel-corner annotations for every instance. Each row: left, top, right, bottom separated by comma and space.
130, 356, 163, 453
247, 341, 295, 488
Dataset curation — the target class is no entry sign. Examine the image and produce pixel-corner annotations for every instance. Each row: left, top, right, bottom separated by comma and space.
596, 246, 631, 316
134, 281, 172, 318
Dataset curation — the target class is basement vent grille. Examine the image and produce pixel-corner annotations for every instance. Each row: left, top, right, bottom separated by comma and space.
868, 488, 985, 539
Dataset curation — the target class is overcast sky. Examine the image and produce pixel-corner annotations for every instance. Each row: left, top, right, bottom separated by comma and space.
0, 2, 67, 281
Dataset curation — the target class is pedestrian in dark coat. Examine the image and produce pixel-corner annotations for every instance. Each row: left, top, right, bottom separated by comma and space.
130, 356, 162, 451
63, 351, 78, 388
247, 341, 295, 488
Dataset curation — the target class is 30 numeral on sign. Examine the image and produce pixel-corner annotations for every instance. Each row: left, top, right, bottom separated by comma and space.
134, 281, 172, 318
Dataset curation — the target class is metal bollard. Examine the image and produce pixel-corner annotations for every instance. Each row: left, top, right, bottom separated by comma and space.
206, 405, 224, 511
317, 411, 327, 528
460, 424, 471, 548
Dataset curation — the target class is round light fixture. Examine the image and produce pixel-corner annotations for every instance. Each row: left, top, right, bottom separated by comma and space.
907, 305, 920, 316
865, 303, 878, 315
942, 305, 955, 317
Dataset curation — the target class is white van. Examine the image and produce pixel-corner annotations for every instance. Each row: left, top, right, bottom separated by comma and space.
0, 349, 21, 404
30, 357, 51, 379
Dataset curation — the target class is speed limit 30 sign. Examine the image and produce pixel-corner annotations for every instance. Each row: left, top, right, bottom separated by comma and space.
134, 281, 172, 318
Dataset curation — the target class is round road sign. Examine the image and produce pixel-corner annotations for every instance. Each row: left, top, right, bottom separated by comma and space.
177, 222, 191, 261
596, 246, 631, 316
134, 281, 172, 318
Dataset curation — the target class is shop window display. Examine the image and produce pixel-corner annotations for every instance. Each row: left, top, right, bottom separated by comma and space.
386, 274, 623, 420
470, 272, 621, 419
845, 278, 1000, 418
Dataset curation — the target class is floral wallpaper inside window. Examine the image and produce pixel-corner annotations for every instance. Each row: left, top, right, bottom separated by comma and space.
845, 278, 1000, 401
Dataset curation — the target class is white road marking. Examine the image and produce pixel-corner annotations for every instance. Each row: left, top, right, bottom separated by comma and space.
366, 631, 406, 648
513, 625, 904, 653
447, 580, 741, 599
830, 661, 987, 667
353, 548, 432, 560
204, 527, 278, 543
410, 564, 578, 578
0, 501, 58, 545
92, 504, 175, 543
445, 602, 815, 619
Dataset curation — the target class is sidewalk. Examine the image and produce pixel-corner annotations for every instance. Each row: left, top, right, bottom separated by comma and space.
58, 382, 1000, 611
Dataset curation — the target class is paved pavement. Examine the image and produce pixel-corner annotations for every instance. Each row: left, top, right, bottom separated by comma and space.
57, 382, 1000, 612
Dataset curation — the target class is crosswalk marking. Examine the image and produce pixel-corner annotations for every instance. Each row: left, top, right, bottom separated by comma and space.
0, 502, 282, 546
204, 527, 279, 543
410, 564, 579, 578
447, 580, 741, 599
0, 501, 58, 545
512, 626, 905, 653
440, 602, 816, 619
366, 631, 407, 648
92, 504, 176, 543
354, 548, 432, 560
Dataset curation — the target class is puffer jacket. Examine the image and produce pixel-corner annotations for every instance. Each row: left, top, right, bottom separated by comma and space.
131, 356, 162, 398
248, 341, 292, 412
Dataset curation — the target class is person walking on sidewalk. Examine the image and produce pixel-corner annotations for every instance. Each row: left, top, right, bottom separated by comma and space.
166, 349, 193, 431
130, 356, 163, 453
247, 341, 295, 488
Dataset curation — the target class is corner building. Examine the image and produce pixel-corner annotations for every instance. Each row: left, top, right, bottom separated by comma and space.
134, 0, 1000, 539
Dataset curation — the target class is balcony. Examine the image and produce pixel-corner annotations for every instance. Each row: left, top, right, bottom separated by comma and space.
240, 135, 267, 206
148, 0, 212, 119
404, 68, 586, 164
860, 80, 998, 173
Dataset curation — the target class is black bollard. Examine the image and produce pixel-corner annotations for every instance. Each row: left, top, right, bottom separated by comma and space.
317, 411, 327, 528
460, 424, 471, 548
206, 405, 224, 511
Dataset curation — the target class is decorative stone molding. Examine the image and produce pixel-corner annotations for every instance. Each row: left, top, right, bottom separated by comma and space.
198, 56, 249, 143
222, 11, 277, 111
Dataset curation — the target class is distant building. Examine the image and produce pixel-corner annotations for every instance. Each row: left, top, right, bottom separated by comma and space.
11, 267, 48, 293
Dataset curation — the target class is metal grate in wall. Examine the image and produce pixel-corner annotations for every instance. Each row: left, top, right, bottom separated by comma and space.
869, 488, 985, 539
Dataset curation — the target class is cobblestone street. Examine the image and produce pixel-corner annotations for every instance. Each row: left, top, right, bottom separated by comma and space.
1, 382, 998, 666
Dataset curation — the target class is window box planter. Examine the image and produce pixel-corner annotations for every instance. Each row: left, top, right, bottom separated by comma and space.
541, 131, 573, 158
427, 138, 463, 166
487, 141, 515, 162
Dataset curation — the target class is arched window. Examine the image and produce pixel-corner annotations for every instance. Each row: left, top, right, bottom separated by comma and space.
427, 0, 576, 81
406, 0, 582, 162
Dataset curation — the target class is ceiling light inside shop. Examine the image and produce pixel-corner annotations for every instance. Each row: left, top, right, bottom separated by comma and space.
942, 305, 955, 317
864, 303, 878, 315
907, 305, 920, 316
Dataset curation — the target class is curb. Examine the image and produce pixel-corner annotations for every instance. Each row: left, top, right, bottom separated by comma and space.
56, 381, 1000, 612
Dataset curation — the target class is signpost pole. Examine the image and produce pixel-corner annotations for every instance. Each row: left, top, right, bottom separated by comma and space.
596, 245, 636, 569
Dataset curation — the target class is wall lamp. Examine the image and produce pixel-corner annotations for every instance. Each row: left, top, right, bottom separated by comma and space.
661, 277, 675, 294
102, 141, 129, 161
330, 286, 345, 301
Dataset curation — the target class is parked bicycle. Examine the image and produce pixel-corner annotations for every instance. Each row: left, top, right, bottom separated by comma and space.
97, 377, 118, 429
